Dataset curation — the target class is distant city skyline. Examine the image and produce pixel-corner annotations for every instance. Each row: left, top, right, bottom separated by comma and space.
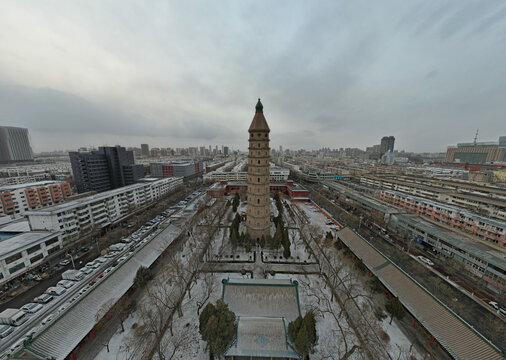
1, 1, 505, 153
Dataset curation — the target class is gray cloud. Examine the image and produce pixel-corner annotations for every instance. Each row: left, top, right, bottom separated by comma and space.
0, 1, 505, 152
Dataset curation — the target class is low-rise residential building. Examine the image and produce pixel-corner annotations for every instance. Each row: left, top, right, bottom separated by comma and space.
25, 177, 183, 243
326, 181, 505, 291
150, 161, 204, 178
0, 181, 72, 216
203, 166, 289, 182
379, 190, 505, 247
360, 175, 506, 220
395, 214, 505, 290
0, 231, 62, 285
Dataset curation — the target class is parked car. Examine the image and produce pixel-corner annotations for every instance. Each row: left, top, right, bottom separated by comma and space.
41, 314, 55, 326
21, 303, 43, 314
417, 256, 434, 266
95, 257, 107, 264
59, 260, 70, 267
57, 280, 75, 289
0, 324, 14, 338
89, 279, 96, 286
81, 267, 93, 275
34, 294, 53, 304
82, 247, 90, 252
45, 286, 66, 296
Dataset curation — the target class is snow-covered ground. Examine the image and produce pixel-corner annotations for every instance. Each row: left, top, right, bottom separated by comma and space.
262, 229, 314, 263
95, 272, 249, 360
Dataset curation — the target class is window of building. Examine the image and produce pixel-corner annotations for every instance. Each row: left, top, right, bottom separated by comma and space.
27, 244, 41, 255
258, 178, 260, 182
257, 199, 260, 204
9, 263, 25, 274
45, 237, 58, 247
30, 254, 43, 264
48, 246, 60, 255
5, 253, 22, 264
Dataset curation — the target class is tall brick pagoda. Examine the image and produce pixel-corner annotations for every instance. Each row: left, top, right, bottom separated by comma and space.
246, 99, 271, 241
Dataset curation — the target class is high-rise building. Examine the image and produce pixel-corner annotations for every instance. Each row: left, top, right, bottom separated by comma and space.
70, 146, 144, 193
141, 144, 150, 157
380, 136, 395, 156
0, 126, 34, 163
445, 136, 506, 164
246, 99, 271, 241
223, 146, 229, 156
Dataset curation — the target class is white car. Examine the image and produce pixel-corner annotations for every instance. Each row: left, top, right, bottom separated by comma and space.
58, 259, 70, 267
57, 280, 75, 289
95, 257, 107, 264
21, 302, 43, 314
45, 286, 66, 296
7, 339, 24, 356
417, 256, 434, 266
81, 267, 94, 275
41, 314, 55, 326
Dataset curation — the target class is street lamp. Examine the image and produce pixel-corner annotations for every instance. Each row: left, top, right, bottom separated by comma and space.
66, 253, 75, 269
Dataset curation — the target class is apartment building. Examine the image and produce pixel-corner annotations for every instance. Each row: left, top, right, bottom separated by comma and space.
70, 146, 144, 194
150, 161, 204, 178
326, 181, 505, 290
396, 214, 505, 289
379, 190, 505, 247
25, 177, 183, 243
360, 176, 506, 220
203, 167, 289, 182
0, 126, 34, 162
0, 181, 72, 216
0, 231, 63, 285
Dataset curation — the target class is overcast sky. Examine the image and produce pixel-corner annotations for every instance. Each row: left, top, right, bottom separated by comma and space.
1, 1, 505, 153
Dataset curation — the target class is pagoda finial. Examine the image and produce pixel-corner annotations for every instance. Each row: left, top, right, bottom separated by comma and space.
255, 98, 263, 112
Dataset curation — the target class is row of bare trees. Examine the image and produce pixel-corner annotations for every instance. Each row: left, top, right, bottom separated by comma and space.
119, 199, 227, 360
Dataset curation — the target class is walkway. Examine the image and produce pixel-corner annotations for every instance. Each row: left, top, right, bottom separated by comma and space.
337, 227, 504, 360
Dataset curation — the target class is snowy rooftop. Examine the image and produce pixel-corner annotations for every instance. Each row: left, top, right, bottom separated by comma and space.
222, 278, 301, 322
0, 219, 30, 233
224, 317, 299, 359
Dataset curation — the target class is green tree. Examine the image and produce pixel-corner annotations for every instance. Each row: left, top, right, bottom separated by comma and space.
199, 300, 237, 357
289, 311, 317, 357
272, 223, 283, 249
232, 193, 240, 212
133, 266, 152, 289
302, 310, 317, 346
230, 227, 239, 248
288, 316, 302, 341
244, 232, 252, 251
385, 297, 405, 324
259, 235, 266, 248
199, 302, 216, 340
283, 240, 291, 259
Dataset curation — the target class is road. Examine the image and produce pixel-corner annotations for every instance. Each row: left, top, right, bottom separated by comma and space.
0, 187, 206, 356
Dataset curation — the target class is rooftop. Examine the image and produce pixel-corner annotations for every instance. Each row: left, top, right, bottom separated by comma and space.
0, 232, 60, 260
0, 219, 31, 233
222, 278, 301, 322
398, 214, 505, 270
337, 227, 503, 360
224, 317, 299, 359
0, 181, 64, 192
25, 177, 182, 216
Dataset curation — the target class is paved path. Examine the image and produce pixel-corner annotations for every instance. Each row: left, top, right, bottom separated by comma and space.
202, 250, 320, 278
